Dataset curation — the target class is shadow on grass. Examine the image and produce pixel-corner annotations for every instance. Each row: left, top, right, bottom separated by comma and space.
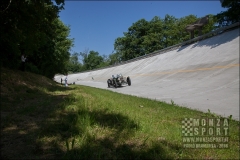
1, 84, 182, 159
35, 99, 182, 159
1, 79, 75, 159
62, 137, 181, 159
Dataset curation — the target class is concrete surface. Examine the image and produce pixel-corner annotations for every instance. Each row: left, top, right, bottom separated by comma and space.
55, 28, 239, 120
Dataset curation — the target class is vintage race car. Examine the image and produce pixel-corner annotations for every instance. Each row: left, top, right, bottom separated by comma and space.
107, 74, 131, 88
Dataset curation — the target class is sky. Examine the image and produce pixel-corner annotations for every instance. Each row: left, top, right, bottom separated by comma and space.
59, 1, 226, 57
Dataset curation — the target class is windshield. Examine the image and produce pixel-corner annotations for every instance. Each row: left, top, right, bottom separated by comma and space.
118, 73, 122, 77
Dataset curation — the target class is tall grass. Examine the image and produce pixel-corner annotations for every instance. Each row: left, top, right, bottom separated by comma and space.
56, 85, 239, 159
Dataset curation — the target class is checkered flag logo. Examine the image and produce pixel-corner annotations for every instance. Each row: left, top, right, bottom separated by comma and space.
182, 118, 193, 136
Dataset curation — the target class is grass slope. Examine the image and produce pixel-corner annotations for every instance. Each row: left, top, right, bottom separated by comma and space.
1, 68, 239, 159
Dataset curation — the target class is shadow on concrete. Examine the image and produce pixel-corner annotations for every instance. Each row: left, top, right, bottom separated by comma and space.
177, 28, 238, 52
191, 29, 238, 49
108, 85, 128, 89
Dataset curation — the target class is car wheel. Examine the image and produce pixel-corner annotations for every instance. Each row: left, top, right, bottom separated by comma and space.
127, 77, 131, 86
113, 79, 117, 88
107, 80, 110, 88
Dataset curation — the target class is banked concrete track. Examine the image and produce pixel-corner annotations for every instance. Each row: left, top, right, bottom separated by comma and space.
55, 28, 239, 120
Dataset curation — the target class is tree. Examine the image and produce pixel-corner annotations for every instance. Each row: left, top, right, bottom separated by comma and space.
97, 54, 110, 68
113, 14, 217, 62
114, 16, 178, 61
25, 18, 73, 78
67, 52, 83, 73
216, 0, 240, 26
161, 14, 178, 48
81, 50, 104, 70
0, 0, 74, 78
177, 15, 197, 41
108, 52, 122, 65
201, 14, 219, 33
142, 16, 164, 52
114, 19, 151, 61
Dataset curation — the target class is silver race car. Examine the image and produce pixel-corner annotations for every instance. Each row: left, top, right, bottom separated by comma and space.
107, 74, 131, 88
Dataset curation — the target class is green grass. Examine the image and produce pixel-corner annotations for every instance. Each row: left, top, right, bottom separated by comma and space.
1, 68, 239, 159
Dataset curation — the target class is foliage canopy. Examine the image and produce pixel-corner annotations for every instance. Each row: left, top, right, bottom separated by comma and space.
0, 0, 73, 78
113, 14, 217, 62
216, 0, 240, 26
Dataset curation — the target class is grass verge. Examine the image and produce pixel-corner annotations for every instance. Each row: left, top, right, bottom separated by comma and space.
1, 68, 239, 159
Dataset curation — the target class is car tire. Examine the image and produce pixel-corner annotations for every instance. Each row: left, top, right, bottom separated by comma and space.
113, 79, 117, 88
127, 77, 131, 86
107, 80, 110, 88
